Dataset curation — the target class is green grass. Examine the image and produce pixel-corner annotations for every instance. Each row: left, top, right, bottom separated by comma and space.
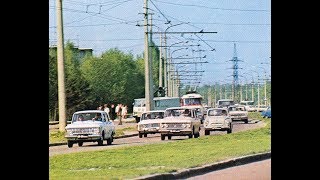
114, 127, 136, 137
49, 115, 271, 179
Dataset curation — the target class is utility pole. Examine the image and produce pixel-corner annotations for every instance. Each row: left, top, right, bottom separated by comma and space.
143, 0, 153, 111
214, 84, 216, 107
159, 33, 163, 88
240, 84, 242, 102
208, 87, 212, 107
56, 0, 67, 132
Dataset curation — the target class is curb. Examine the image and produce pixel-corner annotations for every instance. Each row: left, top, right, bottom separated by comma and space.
133, 151, 271, 180
49, 133, 138, 147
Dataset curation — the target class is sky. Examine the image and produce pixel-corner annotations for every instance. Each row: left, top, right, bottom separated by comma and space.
49, 0, 271, 87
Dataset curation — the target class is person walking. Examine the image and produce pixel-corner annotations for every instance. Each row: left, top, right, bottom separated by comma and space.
103, 104, 110, 117
110, 104, 116, 121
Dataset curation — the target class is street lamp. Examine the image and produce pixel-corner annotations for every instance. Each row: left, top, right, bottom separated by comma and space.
163, 22, 189, 94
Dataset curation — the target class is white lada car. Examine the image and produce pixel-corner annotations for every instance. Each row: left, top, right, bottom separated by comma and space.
203, 108, 233, 135
137, 110, 165, 138
228, 105, 249, 123
65, 110, 115, 148
159, 107, 201, 140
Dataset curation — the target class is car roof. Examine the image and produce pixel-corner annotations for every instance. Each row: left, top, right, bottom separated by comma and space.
142, 110, 165, 113
165, 107, 196, 110
74, 110, 105, 114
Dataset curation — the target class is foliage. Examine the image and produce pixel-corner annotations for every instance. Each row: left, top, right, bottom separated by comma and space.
80, 48, 145, 110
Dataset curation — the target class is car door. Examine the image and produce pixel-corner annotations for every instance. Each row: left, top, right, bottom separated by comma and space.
102, 113, 111, 137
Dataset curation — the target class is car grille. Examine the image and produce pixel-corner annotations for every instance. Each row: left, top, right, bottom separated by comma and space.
72, 128, 95, 134
167, 123, 183, 129
151, 123, 159, 127
230, 113, 245, 116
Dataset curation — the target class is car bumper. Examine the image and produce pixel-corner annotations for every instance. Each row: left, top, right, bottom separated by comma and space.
204, 124, 229, 130
65, 135, 101, 141
159, 129, 192, 135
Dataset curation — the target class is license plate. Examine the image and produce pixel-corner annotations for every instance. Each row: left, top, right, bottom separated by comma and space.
78, 135, 88, 138
170, 130, 180, 132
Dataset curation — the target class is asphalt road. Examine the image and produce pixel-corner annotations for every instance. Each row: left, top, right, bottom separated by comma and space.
49, 119, 264, 157
186, 158, 271, 180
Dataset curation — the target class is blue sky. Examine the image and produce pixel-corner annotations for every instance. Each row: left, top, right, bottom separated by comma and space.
49, 0, 271, 86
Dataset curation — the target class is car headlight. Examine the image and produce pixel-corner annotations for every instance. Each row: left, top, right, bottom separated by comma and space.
66, 129, 73, 135
204, 121, 209, 126
93, 127, 100, 134
181, 124, 191, 128
161, 124, 168, 128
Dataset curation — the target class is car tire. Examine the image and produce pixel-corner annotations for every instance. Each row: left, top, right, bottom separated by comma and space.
97, 132, 104, 146
144, 133, 147, 137
205, 130, 210, 135
107, 135, 113, 145
78, 142, 83, 147
67, 141, 73, 148
168, 135, 172, 140
244, 119, 249, 124
161, 134, 165, 140
139, 133, 143, 138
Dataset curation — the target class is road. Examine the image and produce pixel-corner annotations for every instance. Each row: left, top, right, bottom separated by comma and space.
186, 158, 271, 180
49, 119, 264, 157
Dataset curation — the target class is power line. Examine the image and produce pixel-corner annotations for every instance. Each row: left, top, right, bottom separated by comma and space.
149, 0, 171, 24
153, 0, 271, 12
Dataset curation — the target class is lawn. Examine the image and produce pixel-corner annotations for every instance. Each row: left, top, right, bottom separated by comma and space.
49, 112, 270, 179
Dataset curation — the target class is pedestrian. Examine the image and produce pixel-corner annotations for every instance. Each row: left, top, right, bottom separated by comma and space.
110, 104, 116, 121
104, 103, 110, 117
121, 104, 128, 119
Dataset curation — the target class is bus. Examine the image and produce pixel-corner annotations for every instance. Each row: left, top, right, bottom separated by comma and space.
180, 92, 203, 109
180, 91, 205, 123
132, 97, 180, 122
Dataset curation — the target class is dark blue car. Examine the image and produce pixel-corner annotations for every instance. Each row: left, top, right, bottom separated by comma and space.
261, 106, 271, 118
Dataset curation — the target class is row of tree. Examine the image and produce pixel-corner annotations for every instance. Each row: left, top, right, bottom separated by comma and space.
49, 41, 161, 121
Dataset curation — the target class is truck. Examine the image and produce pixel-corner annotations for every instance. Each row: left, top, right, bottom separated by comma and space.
132, 96, 181, 122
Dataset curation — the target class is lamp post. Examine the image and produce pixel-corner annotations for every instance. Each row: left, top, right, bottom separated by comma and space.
168, 47, 188, 96
250, 70, 260, 108
164, 23, 189, 95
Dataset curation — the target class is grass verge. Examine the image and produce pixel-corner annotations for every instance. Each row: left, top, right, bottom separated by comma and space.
49, 112, 270, 179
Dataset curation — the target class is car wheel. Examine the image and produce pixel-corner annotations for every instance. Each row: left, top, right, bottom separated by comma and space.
144, 133, 147, 137
67, 141, 73, 148
107, 135, 113, 145
205, 130, 210, 135
139, 133, 143, 138
168, 135, 172, 140
161, 134, 165, 140
78, 142, 83, 147
97, 132, 104, 146
244, 119, 249, 124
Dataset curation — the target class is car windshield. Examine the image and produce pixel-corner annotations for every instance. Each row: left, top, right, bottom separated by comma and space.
141, 112, 164, 120
72, 112, 104, 122
208, 109, 227, 116
164, 109, 191, 118
228, 107, 244, 111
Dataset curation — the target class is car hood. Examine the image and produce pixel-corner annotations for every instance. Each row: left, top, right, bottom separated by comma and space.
65, 121, 102, 129
229, 111, 247, 114
205, 116, 227, 124
139, 119, 161, 124
161, 116, 194, 123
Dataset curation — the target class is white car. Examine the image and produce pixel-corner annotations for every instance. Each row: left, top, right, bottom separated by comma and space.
65, 110, 115, 148
203, 108, 233, 135
137, 110, 165, 138
228, 105, 249, 123
159, 107, 201, 140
